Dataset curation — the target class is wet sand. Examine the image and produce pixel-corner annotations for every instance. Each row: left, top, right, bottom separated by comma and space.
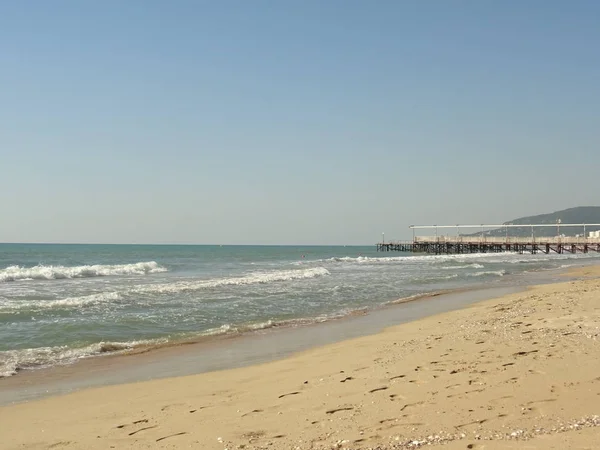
1, 266, 599, 449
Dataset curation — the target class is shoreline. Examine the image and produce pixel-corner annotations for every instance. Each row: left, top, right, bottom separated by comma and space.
0, 285, 523, 406
0, 262, 588, 406
1, 250, 594, 383
0, 266, 599, 448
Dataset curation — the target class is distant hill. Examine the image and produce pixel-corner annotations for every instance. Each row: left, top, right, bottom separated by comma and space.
470, 207, 600, 238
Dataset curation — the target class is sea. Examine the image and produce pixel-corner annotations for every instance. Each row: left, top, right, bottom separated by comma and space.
1, 243, 598, 378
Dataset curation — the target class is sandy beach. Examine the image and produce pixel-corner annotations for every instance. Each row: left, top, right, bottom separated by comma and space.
1, 266, 599, 450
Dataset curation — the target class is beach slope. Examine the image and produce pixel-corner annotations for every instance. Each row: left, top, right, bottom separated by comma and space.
1, 267, 599, 449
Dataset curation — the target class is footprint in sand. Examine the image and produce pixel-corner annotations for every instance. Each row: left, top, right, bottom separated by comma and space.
47, 442, 73, 448
128, 426, 158, 436
526, 398, 557, 405
389, 375, 406, 381
278, 391, 300, 399
326, 407, 353, 415
399, 401, 423, 412
116, 419, 149, 429
161, 403, 185, 412
513, 350, 539, 357
379, 418, 397, 424
156, 432, 187, 442
456, 418, 487, 428
368, 387, 388, 393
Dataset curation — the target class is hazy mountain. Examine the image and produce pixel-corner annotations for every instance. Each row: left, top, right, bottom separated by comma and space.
471, 207, 600, 237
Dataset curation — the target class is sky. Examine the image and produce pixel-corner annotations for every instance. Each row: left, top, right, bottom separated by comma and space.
1, 1, 599, 245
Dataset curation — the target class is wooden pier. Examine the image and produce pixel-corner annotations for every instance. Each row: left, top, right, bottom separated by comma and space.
378, 224, 600, 255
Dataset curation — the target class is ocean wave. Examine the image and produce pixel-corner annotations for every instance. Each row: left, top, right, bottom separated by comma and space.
467, 270, 506, 277
385, 291, 445, 305
313, 251, 600, 267
200, 320, 281, 336
130, 267, 330, 295
196, 311, 365, 339
319, 253, 514, 265
0, 261, 167, 282
412, 273, 460, 283
440, 263, 485, 270
0, 338, 164, 378
0, 292, 122, 312
411, 269, 504, 283
479, 252, 600, 265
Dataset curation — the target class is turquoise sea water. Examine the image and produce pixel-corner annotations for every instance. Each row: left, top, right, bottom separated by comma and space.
1, 243, 598, 377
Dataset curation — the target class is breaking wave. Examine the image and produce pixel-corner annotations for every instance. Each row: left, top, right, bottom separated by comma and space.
0, 292, 122, 312
318, 253, 514, 265
467, 270, 506, 277
440, 263, 485, 270
0, 262, 167, 282
302, 252, 600, 267
0, 268, 330, 311
130, 267, 330, 295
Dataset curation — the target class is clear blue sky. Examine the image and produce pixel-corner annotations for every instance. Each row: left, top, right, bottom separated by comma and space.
1, 1, 599, 244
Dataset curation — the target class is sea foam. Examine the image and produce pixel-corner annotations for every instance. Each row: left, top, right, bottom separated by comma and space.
440, 263, 485, 270
0, 292, 122, 312
0, 338, 164, 378
467, 270, 506, 277
130, 267, 330, 295
321, 253, 513, 265
0, 261, 167, 282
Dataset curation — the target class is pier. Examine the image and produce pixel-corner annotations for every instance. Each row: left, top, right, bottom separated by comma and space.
378, 224, 600, 254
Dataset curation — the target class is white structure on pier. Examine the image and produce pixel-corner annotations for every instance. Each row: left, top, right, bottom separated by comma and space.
408, 223, 600, 244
